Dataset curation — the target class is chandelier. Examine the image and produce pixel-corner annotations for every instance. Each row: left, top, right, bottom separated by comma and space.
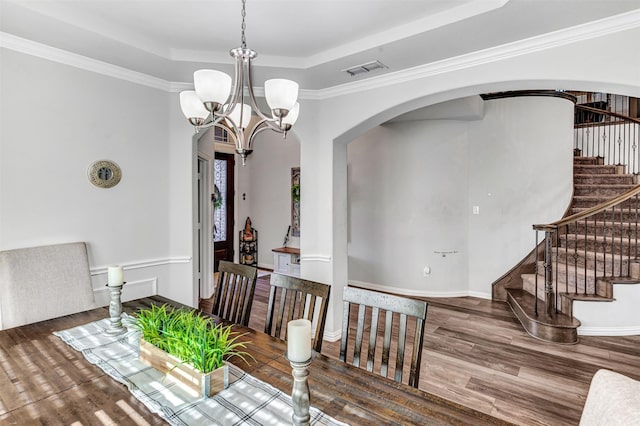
179, 0, 300, 166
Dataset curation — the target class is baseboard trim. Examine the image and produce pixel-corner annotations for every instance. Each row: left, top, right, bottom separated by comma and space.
258, 262, 275, 271
349, 279, 491, 299
300, 254, 331, 262
322, 328, 342, 343
578, 325, 640, 336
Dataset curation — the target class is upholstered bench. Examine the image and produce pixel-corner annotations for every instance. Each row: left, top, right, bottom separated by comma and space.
580, 369, 640, 425
0, 242, 97, 330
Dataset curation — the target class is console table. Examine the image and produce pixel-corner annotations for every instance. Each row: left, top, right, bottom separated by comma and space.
272, 246, 300, 277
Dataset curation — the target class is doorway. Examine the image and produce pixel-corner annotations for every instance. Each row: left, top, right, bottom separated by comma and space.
213, 152, 235, 271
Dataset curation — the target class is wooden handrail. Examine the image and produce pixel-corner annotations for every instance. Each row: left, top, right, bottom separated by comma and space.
575, 104, 640, 125
533, 183, 640, 231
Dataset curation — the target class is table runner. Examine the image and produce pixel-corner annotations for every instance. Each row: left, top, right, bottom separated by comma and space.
54, 316, 347, 426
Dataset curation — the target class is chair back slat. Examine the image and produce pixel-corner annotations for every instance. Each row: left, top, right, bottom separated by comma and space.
379, 309, 391, 376
395, 313, 408, 383
353, 304, 366, 368
264, 273, 331, 353
340, 287, 428, 388
409, 317, 426, 387
367, 307, 380, 372
211, 261, 258, 327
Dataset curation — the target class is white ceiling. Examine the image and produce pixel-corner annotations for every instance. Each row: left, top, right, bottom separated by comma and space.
2, 0, 639, 89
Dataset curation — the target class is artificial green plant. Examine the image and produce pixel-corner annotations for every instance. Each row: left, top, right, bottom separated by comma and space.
131, 304, 251, 373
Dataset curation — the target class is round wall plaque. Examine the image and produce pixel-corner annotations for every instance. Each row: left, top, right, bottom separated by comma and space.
88, 160, 122, 188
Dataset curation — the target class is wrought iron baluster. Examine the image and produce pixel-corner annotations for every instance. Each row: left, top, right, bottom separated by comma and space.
544, 231, 554, 316
593, 215, 598, 294
627, 199, 632, 277
619, 203, 624, 279
602, 215, 608, 279
555, 230, 559, 314
636, 194, 639, 261
574, 220, 579, 296
565, 224, 569, 295
534, 231, 539, 316
583, 213, 588, 296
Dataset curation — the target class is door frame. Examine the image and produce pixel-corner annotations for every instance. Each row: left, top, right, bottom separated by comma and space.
213, 152, 235, 272
197, 153, 214, 299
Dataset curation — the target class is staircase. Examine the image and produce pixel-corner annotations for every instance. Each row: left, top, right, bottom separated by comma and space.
498, 93, 640, 344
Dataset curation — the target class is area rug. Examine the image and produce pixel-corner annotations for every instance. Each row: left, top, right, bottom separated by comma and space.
54, 316, 347, 426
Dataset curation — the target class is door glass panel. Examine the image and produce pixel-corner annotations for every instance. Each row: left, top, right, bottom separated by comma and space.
213, 159, 227, 242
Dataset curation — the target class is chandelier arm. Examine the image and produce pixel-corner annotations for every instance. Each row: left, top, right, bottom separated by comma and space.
217, 54, 245, 120
214, 122, 239, 145
261, 118, 290, 133
247, 119, 281, 146
192, 113, 227, 131
244, 57, 278, 122
220, 113, 250, 156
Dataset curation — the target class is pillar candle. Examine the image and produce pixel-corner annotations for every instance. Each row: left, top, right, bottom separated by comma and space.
287, 319, 312, 362
107, 265, 124, 286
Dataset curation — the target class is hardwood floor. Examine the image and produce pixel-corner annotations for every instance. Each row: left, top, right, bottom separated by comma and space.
202, 274, 640, 426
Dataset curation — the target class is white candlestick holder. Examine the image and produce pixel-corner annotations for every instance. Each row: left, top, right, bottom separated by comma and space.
288, 356, 312, 426
104, 282, 126, 336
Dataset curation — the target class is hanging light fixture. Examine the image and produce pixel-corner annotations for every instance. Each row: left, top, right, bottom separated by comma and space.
179, 0, 300, 166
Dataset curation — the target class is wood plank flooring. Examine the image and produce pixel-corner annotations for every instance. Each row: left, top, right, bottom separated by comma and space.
202, 274, 640, 426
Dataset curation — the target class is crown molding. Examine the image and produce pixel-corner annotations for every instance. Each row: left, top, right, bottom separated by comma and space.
0, 32, 171, 92
3, 8, 639, 99
310, 8, 640, 100
299, 0, 509, 70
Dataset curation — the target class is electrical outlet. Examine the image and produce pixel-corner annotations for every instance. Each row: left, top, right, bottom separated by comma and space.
423, 266, 431, 277
472, 205, 480, 215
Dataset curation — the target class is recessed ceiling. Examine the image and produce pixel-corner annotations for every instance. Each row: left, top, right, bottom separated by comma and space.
1, 0, 639, 89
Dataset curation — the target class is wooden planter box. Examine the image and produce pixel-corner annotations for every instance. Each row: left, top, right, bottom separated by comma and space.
139, 338, 229, 398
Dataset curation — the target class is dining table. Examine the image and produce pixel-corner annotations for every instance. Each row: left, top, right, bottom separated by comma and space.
0, 295, 511, 425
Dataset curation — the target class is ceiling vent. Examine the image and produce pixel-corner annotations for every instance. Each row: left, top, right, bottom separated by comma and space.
343, 60, 387, 77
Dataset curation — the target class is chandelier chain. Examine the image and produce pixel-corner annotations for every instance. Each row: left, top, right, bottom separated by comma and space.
241, 0, 247, 49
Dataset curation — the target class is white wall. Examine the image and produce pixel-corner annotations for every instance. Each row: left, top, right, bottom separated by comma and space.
347, 120, 470, 295
466, 96, 574, 295
244, 131, 301, 269
347, 96, 574, 298
167, 94, 198, 307
0, 48, 178, 308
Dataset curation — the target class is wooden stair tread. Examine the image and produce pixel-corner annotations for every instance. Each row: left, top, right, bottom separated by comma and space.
573, 194, 637, 200
570, 219, 640, 228
553, 245, 632, 255
561, 293, 614, 302
574, 184, 635, 189
506, 289, 579, 344
501, 153, 639, 344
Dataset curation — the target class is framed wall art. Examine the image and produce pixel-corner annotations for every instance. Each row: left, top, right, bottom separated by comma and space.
291, 167, 300, 237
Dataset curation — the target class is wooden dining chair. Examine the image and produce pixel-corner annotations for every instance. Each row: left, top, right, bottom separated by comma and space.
264, 273, 331, 353
210, 261, 258, 327
339, 286, 428, 388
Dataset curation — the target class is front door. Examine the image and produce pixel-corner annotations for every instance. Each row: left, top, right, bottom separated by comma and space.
213, 152, 235, 271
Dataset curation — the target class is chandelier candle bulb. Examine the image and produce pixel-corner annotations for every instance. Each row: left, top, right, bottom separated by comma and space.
107, 265, 124, 287
287, 319, 312, 362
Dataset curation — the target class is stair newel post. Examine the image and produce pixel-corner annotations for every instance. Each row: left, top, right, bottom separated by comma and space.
544, 229, 555, 317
